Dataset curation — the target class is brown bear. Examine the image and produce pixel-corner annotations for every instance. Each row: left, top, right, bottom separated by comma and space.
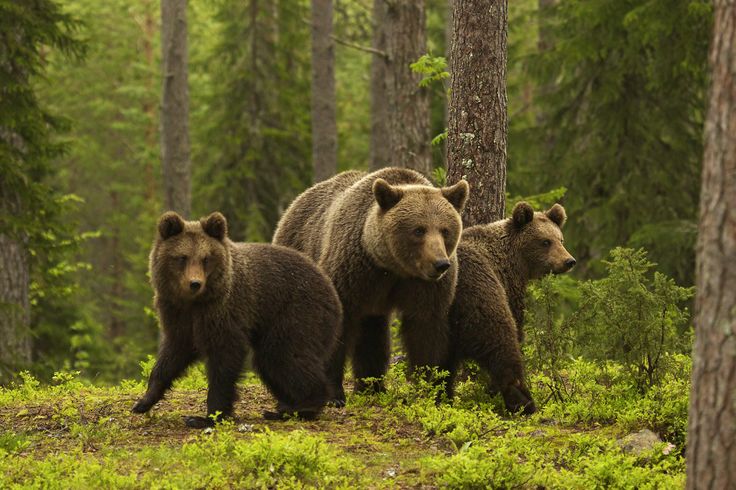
132, 211, 342, 427
446, 201, 575, 414
273, 167, 469, 405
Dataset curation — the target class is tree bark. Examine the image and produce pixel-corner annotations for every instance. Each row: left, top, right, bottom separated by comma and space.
446, 0, 508, 226
310, 0, 338, 182
161, 0, 191, 217
686, 1, 736, 488
0, 230, 32, 377
370, 0, 431, 175
370, 0, 390, 172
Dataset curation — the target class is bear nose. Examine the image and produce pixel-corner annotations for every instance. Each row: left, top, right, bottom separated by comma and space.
434, 260, 451, 274
189, 280, 202, 292
565, 258, 577, 269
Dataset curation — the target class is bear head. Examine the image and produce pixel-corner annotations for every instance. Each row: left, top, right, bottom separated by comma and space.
510, 201, 576, 279
150, 211, 232, 303
366, 178, 469, 281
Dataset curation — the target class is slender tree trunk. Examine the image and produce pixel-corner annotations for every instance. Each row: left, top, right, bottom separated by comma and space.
686, 2, 736, 488
370, 0, 431, 174
310, 0, 337, 182
370, 0, 390, 171
161, 0, 191, 217
0, 227, 32, 377
446, 0, 507, 226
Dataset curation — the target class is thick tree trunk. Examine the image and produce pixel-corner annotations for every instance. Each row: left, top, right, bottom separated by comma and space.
0, 229, 32, 375
161, 0, 191, 217
686, 2, 736, 488
370, 0, 431, 174
446, 0, 508, 226
310, 0, 337, 182
370, 0, 390, 171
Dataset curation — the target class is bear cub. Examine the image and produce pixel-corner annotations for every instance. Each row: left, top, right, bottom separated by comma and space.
447, 202, 575, 414
132, 211, 342, 427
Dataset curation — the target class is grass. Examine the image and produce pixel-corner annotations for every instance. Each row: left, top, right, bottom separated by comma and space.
0, 358, 688, 489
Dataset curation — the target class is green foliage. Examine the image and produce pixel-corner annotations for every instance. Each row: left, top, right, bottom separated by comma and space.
193, 0, 312, 242
0, 0, 88, 380
508, 0, 712, 286
575, 248, 694, 389
507, 187, 568, 215
410, 54, 450, 90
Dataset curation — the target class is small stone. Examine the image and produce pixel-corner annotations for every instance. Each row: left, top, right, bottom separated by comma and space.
238, 423, 254, 433
618, 429, 662, 455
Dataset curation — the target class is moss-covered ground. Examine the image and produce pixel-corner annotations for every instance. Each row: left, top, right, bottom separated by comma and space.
0, 358, 689, 489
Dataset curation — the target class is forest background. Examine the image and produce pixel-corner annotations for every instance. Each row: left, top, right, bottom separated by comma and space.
0, 0, 711, 383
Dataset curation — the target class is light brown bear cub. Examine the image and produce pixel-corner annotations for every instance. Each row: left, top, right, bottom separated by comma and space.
132, 211, 342, 427
447, 202, 575, 414
273, 167, 468, 405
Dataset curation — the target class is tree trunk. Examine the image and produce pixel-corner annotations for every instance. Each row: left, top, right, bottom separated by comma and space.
446, 0, 508, 226
0, 226, 32, 376
310, 0, 337, 182
161, 0, 191, 217
370, 0, 431, 175
686, 2, 736, 488
370, 0, 390, 172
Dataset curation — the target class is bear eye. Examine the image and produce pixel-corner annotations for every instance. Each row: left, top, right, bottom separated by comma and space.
413, 227, 427, 237
542, 239, 552, 247
177, 255, 188, 264
202, 256, 209, 267
441, 228, 450, 238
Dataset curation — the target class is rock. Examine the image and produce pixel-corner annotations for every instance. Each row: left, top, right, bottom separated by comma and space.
618, 429, 662, 455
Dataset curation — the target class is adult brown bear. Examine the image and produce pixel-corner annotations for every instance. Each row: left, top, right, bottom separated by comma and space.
273, 168, 468, 405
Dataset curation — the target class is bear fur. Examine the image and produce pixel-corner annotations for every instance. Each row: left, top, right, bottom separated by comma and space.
132, 211, 342, 427
447, 202, 575, 414
273, 167, 469, 404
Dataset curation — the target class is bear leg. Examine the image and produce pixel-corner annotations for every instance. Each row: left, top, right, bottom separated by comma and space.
352, 315, 391, 395
324, 340, 348, 406
252, 329, 331, 419
197, 346, 246, 426
132, 336, 197, 414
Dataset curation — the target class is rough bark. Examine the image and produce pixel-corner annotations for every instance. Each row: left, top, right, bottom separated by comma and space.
369, 0, 390, 171
370, 0, 431, 174
446, 0, 508, 226
0, 216, 32, 374
161, 0, 191, 217
311, 0, 338, 182
686, 1, 736, 488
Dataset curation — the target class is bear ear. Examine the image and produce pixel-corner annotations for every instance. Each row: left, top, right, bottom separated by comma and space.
373, 178, 403, 210
158, 212, 185, 240
512, 202, 534, 228
442, 180, 470, 212
201, 212, 228, 241
546, 203, 567, 228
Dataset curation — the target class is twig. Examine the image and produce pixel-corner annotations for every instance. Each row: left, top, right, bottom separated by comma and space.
330, 34, 388, 59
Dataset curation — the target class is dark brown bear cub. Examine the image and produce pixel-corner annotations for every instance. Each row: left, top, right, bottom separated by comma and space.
447, 202, 575, 415
132, 211, 341, 428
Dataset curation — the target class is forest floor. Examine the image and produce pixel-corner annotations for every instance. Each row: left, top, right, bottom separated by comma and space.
0, 362, 687, 489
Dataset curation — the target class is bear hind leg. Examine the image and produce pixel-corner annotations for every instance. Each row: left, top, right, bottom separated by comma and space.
351, 315, 390, 395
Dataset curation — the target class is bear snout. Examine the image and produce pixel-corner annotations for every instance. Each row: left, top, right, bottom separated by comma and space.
564, 258, 577, 270
189, 280, 202, 292
434, 259, 451, 274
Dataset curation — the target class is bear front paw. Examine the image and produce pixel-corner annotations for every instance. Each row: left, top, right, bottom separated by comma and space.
184, 415, 215, 429
502, 385, 537, 416
131, 397, 155, 414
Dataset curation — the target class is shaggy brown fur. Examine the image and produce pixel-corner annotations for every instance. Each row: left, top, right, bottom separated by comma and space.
273, 168, 468, 404
447, 202, 575, 414
132, 212, 342, 427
